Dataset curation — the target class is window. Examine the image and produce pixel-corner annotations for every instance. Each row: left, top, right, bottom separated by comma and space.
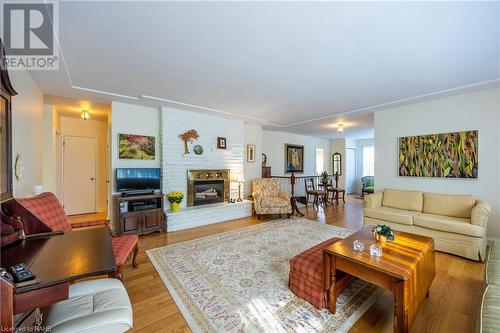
362, 146, 374, 176
315, 148, 324, 175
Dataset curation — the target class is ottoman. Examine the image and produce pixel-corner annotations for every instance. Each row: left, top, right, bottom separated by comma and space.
44, 279, 133, 333
289, 238, 353, 309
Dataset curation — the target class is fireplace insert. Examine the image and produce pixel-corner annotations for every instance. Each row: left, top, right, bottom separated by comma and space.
193, 180, 224, 206
187, 169, 230, 206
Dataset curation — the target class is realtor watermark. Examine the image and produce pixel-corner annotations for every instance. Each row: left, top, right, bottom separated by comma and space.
1, 1, 59, 70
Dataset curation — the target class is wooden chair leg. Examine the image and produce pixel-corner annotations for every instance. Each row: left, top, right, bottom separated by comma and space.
109, 265, 124, 281
132, 244, 139, 268
257, 214, 261, 219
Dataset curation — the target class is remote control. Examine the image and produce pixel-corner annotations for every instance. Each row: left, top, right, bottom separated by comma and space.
9, 263, 36, 283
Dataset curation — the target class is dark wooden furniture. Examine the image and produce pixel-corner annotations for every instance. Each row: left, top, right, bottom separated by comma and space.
115, 193, 164, 235
0, 228, 116, 331
0, 38, 17, 202
304, 177, 326, 208
262, 166, 271, 178
323, 228, 435, 333
327, 187, 346, 205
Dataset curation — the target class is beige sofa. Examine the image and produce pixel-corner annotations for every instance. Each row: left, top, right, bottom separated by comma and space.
364, 189, 490, 261
478, 241, 500, 332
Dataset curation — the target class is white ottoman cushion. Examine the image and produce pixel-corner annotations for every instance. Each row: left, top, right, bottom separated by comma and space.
44, 279, 132, 333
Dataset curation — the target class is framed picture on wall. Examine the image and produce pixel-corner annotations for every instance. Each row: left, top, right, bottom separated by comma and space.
119, 133, 155, 160
399, 130, 478, 178
247, 144, 256, 162
285, 144, 304, 173
217, 137, 227, 149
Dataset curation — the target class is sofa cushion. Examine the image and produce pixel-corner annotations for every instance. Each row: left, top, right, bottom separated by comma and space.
382, 189, 423, 212
364, 207, 418, 225
480, 285, 500, 333
487, 241, 500, 285
423, 192, 474, 218
414, 213, 484, 238
260, 197, 289, 208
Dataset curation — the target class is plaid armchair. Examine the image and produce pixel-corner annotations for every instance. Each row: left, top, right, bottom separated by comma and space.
252, 178, 292, 218
16, 192, 138, 280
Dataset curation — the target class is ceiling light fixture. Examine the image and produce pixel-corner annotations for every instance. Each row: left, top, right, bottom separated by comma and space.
81, 109, 90, 120
338, 123, 344, 133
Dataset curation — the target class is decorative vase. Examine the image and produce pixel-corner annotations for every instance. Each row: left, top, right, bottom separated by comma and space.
171, 202, 181, 212
372, 230, 387, 243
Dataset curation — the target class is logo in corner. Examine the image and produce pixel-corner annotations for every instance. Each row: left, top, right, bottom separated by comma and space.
2, 1, 59, 70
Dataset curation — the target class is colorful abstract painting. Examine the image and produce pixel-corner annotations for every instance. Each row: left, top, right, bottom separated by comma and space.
119, 134, 155, 160
399, 130, 478, 178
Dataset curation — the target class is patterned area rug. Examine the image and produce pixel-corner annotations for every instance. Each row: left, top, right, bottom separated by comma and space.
147, 217, 383, 333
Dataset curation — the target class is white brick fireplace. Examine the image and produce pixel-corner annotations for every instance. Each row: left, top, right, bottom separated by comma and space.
161, 107, 252, 231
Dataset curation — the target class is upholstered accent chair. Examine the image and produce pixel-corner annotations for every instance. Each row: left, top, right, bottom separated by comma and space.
361, 176, 374, 197
16, 192, 138, 280
252, 178, 292, 219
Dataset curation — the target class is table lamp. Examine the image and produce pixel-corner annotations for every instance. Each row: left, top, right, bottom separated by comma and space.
232, 174, 245, 202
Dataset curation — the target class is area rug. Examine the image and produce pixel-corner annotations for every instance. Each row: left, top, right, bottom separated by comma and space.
147, 217, 383, 333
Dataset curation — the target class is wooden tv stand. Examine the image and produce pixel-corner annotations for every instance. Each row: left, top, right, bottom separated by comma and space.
114, 193, 165, 236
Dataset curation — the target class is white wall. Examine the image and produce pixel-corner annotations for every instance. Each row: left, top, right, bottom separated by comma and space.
60, 117, 109, 212
110, 101, 161, 194
10, 70, 44, 197
161, 107, 245, 209
42, 105, 56, 193
262, 130, 330, 177
375, 87, 500, 237
109, 102, 160, 225
244, 124, 263, 196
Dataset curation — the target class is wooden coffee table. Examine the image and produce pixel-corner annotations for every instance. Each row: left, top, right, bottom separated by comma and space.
323, 227, 435, 333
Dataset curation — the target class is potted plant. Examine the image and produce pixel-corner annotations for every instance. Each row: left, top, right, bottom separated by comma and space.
321, 171, 329, 185
167, 191, 184, 212
372, 224, 395, 243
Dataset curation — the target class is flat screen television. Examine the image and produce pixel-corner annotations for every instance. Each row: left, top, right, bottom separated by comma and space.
116, 168, 161, 193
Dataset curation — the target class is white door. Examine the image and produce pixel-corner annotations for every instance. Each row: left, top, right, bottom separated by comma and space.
63, 136, 97, 215
345, 148, 357, 194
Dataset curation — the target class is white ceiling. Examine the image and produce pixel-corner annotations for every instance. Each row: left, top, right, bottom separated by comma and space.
44, 95, 110, 121
29, 1, 500, 139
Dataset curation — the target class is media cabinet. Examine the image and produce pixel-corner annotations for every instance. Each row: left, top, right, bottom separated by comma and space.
114, 193, 165, 235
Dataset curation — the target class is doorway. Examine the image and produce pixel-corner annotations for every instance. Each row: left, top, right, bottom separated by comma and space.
345, 148, 357, 194
63, 136, 97, 215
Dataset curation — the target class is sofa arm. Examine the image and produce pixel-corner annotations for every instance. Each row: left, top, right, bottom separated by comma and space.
471, 200, 491, 227
365, 192, 383, 208
278, 192, 292, 201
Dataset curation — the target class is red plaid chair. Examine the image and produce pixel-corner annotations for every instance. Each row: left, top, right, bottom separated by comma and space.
289, 238, 353, 309
16, 192, 138, 280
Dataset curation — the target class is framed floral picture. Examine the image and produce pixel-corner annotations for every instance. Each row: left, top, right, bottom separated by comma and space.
285, 144, 304, 173
247, 144, 256, 162
119, 134, 155, 160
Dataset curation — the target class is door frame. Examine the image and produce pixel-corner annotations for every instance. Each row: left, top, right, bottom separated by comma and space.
62, 135, 98, 214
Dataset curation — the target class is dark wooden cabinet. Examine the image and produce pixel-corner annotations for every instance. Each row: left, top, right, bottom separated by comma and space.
1, 39, 17, 202
115, 194, 164, 236
262, 166, 272, 178
142, 210, 162, 233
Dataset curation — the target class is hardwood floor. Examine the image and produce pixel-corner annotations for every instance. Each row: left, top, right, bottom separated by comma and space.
122, 196, 485, 333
